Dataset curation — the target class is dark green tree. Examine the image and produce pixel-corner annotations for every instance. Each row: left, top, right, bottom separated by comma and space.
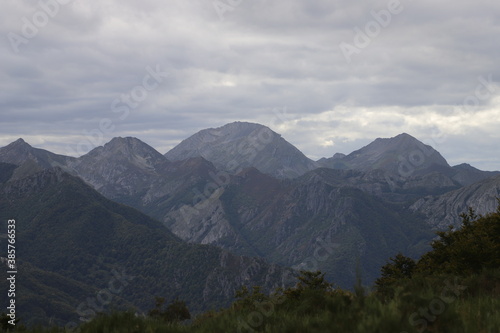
375, 253, 416, 298
148, 296, 191, 323
234, 285, 268, 309
296, 270, 333, 291
284, 270, 333, 300
417, 204, 500, 275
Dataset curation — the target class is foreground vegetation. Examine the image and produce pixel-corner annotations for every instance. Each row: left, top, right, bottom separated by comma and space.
2, 205, 499, 333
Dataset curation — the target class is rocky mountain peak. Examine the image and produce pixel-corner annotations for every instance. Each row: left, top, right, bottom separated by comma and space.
0, 138, 74, 170
11, 137, 29, 146
393, 132, 413, 140
103, 136, 162, 155
80, 136, 166, 166
365, 133, 432, 152
331, 153, 347, 160
337, 133, 450, 175
453, 163, 475, 170
165, 121, 317, 178
1, 138, 32, 153
165, 122, 275, 159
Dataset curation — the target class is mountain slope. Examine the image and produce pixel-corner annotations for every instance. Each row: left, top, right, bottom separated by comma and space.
165, 122, 318, 178
0, 139, 73, 168
0, 133, 496, 292
411, 174, 500, 229
0, 139, 76, 179
450, 163, 500, 186
0, 162, 18, 183
0, 167, 292, 326
67, 136, 170, 197
163, 167, 434, 288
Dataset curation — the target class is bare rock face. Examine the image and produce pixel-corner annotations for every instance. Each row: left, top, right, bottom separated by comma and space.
166, 187, 238, 245
316, 133, 497, 191
0, 138, 75, 175
68, 137, 170, 197
165, 122, 318, 178
162, 167, 434, 288
411, 175, 500, 229
322, 133, 450, 176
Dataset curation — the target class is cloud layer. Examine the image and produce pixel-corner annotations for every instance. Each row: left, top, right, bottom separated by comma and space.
1, 0, 499, 170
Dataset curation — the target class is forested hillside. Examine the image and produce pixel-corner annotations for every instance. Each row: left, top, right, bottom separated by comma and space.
3, 203, 498, 332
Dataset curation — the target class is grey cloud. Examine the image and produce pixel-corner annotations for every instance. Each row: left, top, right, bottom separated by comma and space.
0, 0, 499, 170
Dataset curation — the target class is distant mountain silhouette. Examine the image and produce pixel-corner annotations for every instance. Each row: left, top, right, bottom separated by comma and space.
165, 121, 318, 178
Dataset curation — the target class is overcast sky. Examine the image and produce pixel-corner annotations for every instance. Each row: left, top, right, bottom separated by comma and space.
1, 0, 499, 170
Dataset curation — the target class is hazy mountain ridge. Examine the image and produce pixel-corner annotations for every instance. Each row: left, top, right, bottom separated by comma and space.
317, 133, 448, 172
0, 138, 75, 169
165, 122, 318, 178
316, 133, 498, 189
1, 124, 499, 293
450, 163, 500, 186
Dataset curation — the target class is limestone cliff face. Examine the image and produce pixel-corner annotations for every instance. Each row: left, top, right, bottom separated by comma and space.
297, 168, 459, 203
67, 137, 169, 197
165, 122, 318, 178
411, 175, 500, 229
166, 187, 238, 245
163, 167, 434, 288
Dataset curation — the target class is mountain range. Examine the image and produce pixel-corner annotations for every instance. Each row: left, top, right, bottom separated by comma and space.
1, 121, 499, 325
165, 122, 318, 178
0, 164, 292, 326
